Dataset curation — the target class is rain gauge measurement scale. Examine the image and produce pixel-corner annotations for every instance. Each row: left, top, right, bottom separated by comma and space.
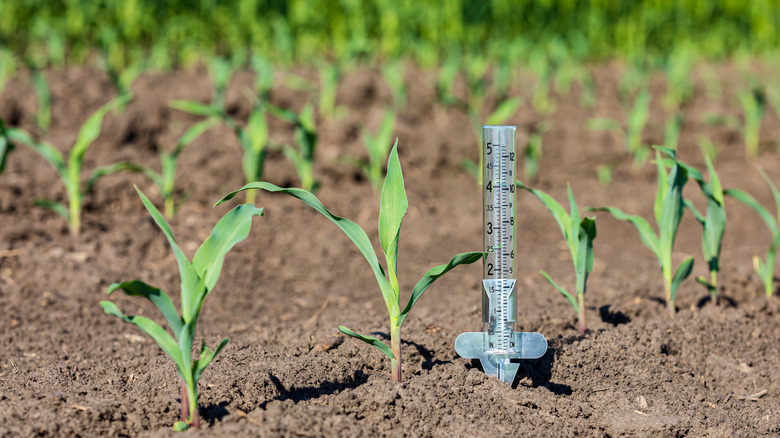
456, 125, 547, 384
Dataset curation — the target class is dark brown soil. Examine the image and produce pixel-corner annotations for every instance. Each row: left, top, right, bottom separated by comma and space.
1, 62, 778, 437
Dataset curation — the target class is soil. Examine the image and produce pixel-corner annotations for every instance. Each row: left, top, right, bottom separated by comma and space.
0, 62, 778, 437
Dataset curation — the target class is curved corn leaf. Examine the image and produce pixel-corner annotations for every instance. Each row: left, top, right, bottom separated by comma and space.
338, 326, 394, 360
70, 94, 132, 172
170, 100, 225, 119
724, 188, 777, 235
107, 280, 182, 335
193, 338, 229, 382
7, 127, 65, 176
540, 270, 578, 312
172, 118, 220, 157
33, 199, 68, 219
0, 119, 12, 174
84, 161, 150, 196
485, 97, 523, 125
576, 217, 597, 295
379, 141, 407, 297
669, 256, 694, 302
216, 182, 396, 316
397, 251, 483, 327
100, 301, 185, 371
241, 107, 268, 182
587, 206, 659, 256
135, 186, 200, 322
517, 180, 571, 240
177, 321, 196, 383
192, 204, 264, 297
757, 166, 780, 222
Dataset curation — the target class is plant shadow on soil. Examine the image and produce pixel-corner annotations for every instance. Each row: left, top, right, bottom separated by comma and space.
259, 370, 369, 409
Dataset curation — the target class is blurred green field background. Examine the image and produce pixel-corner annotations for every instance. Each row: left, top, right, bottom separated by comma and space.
2, 0, 780, 70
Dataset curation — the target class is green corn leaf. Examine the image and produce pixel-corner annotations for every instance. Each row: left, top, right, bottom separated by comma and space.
84, 161, 149, 196
696, 276, 716, 294
241, 107, 268, 182
107, 280, 183, 335
724, 188, 777, 235
135, 186, 200, 323
586, 118, 622, 133
193, 338, 228, 382
177, 321, 196, 382
216, 182, 396, 316
7, 127, 65, 176
517, 180, 571, 240
588, 206, 659, 257
757, 167, 780, 222
397, 251, 483, 327
100, 301, 185, 370
577, 217, 597, 281
539, 270, 579, 312
654, 150, 669, 226
172, 118, 219, 157
669, 256, 694, 302
0, 119, 12, 174
70, 94, 132, 171
32, 69, 51, 131
375, 110, 396, 158
33, 199, 68, 219
485, 97, 523, 125
170, 100, 225, 119
338, 326, 394, 360
705, 155, 724, 203
683, 199, 705, 224
192, 203, 264, 297
568, 185, 581, 252
378, 141, 407, 296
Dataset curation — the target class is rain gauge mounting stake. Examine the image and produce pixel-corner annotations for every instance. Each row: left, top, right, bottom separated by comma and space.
455, 125, 547, 384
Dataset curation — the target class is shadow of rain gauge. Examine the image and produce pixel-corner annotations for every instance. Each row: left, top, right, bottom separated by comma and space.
456, 125, 548, 384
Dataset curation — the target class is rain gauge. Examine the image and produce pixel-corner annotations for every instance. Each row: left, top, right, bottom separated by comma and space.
455, 125, 547, 384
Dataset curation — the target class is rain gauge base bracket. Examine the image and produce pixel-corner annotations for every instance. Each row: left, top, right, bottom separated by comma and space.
455, 332, 547, 384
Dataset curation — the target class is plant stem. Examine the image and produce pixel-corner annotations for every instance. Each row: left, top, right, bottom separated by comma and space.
577, 293, 586, 335
69, 194, 81, 236
390, 324, 401, 383
710, 271, 718, 306
164, 196, 175, 219
665, 280, 676, 316
245, 188, 257, 205
187, 380, 200, 428
180, 379, 189, 423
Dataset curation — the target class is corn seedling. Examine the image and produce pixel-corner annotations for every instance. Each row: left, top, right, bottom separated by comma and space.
523, 121, 550, 183
587, 88, 651, 171
341, 109, 396, 193
217, 143, 481, 382
30, 65, 51, 132
677, 155, 726, 305
381, 60, 407, 111
663, 44, 696, 110
0, 118, 13, 175
6, 94, 132, 235
250, 55, 274, 102
318, 62, 345, 119
274, 103, 319, 192
209, 57, 234, 110
529, 50, 555, 115
516, 182, 596, 334
724, 168, 780, 298
664, 113, 684, 151
553, 60, 596, 109
102, 187, 262, 430
128, 119, 218, 218
589, 147, 693, 315
697, 136, 720, 163
738, 86, 765, 160
170, 97, 270, 204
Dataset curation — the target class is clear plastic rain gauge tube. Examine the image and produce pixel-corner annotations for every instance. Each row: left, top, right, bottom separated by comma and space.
455, 125, 547, 384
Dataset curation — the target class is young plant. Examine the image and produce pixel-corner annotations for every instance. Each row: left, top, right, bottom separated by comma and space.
737, 86, 765, 160
341, 108, 396, 193
522, 121, 550, 183
217, 143, 482, 382
102, 187, 263, 430
31, 65, 51, 133
6, 94, 132, 235
209, 56, 234, 110
587, 88, 651, 171
724, 168, 780, 298
318, 62, 345, 119
664, 113, 684, 151
677, 155, 726, 305
381, 60, 407, 111
128, 119, 218, 217
170, 97, 270, 204
589, 147, 693, 315
516, 182, 596, 334
272, 103, 319, 192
